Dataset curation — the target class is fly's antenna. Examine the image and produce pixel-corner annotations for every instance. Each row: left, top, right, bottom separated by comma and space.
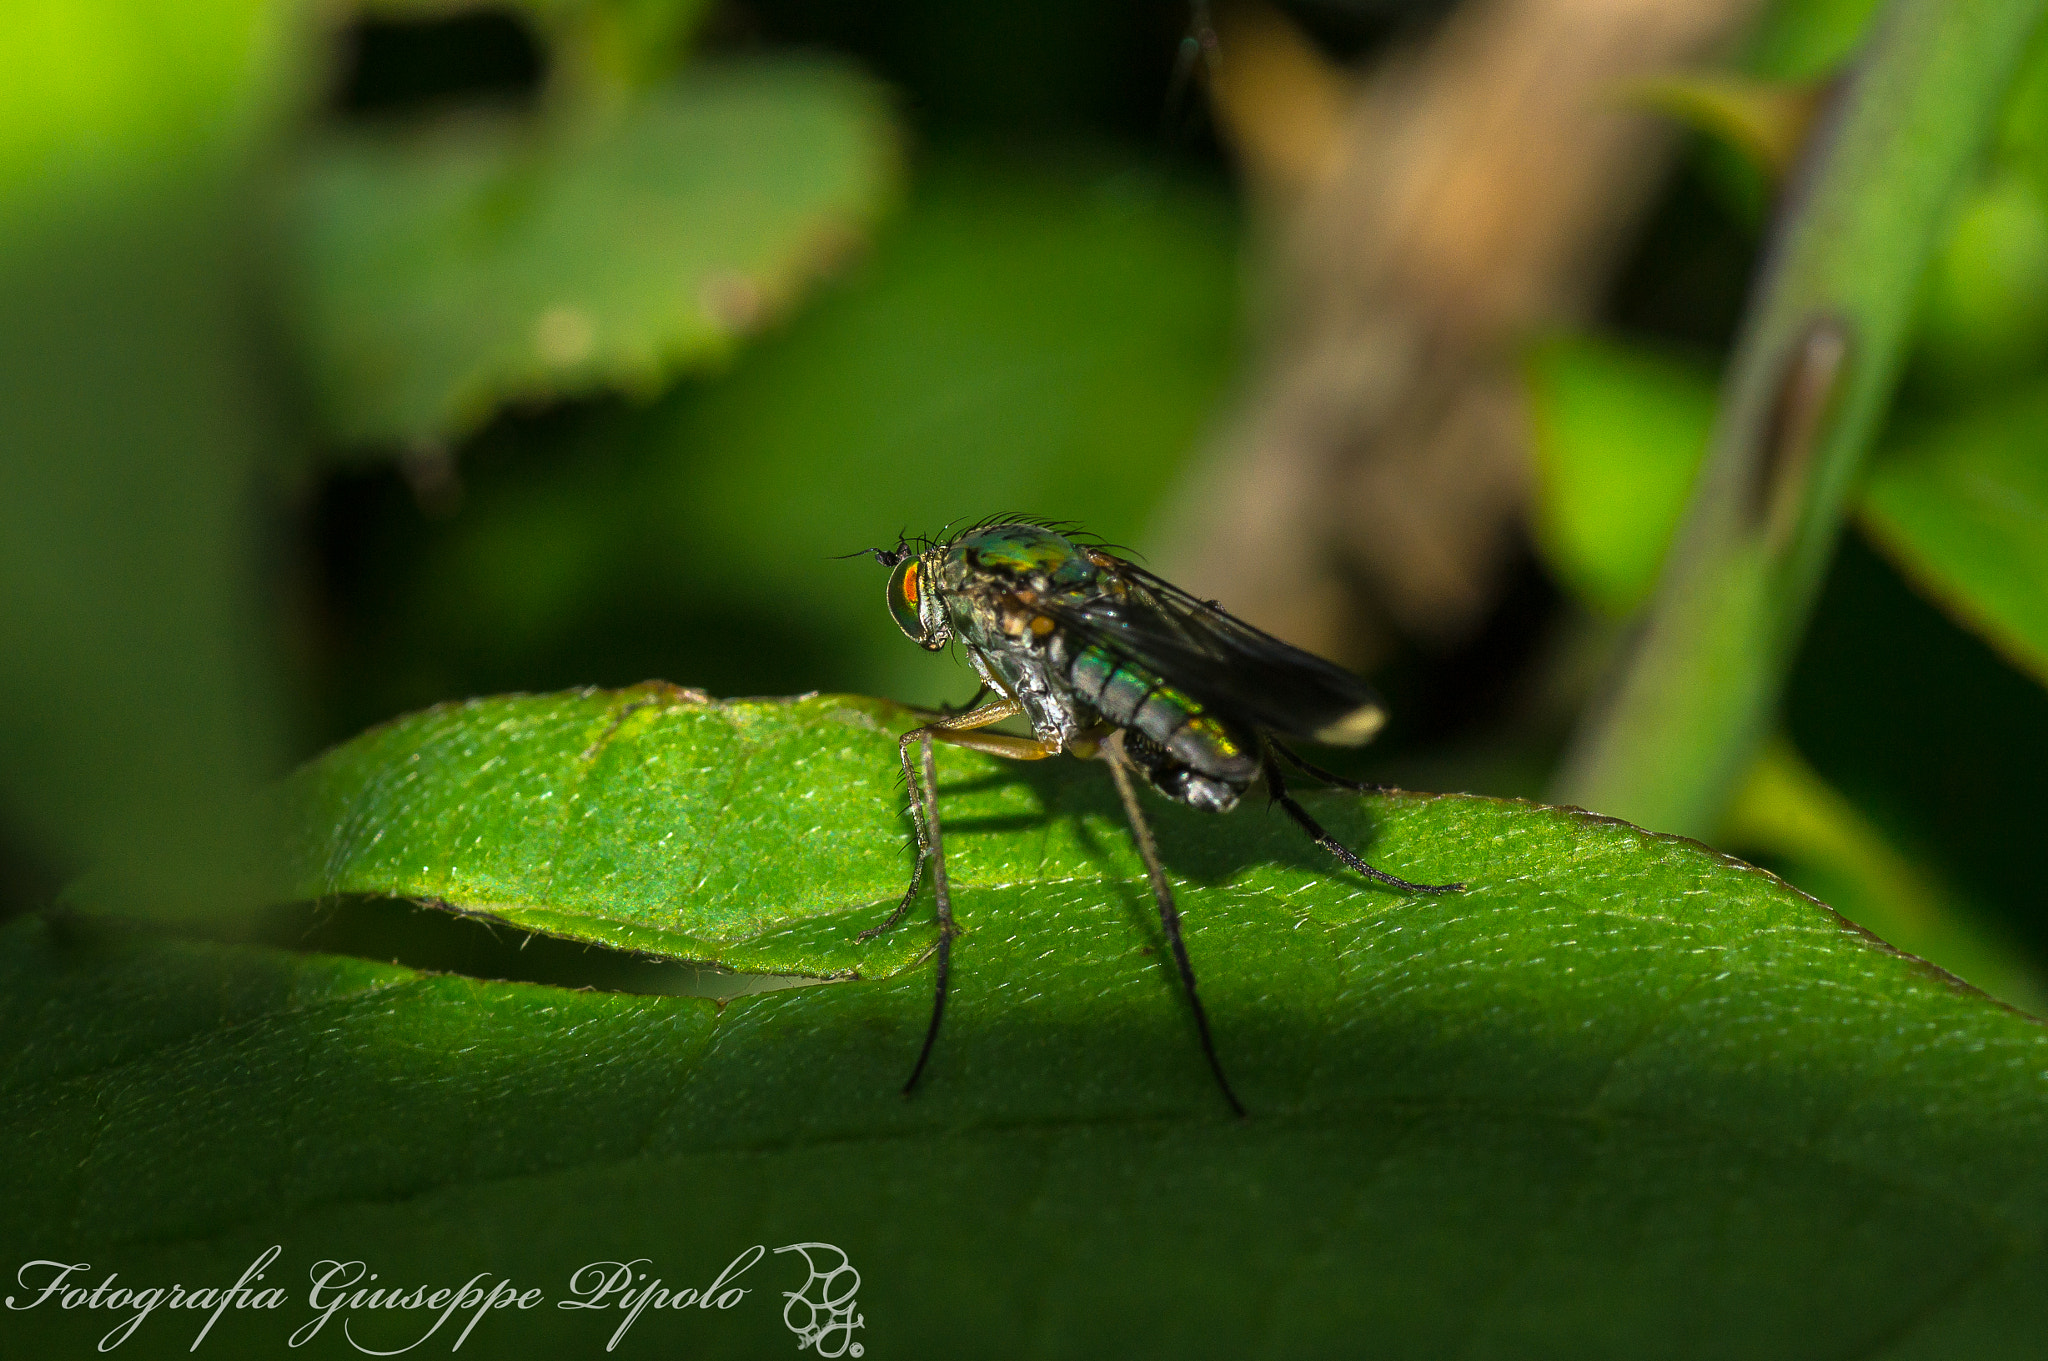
833, 538, 911, 566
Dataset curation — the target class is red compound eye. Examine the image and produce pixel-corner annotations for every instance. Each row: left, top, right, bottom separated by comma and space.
887, 556, 925, 642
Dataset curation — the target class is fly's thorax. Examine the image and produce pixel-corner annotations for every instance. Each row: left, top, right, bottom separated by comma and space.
936, 523, 1107, 648
1065, 643, 1258, 786
945, 523, 1101, 590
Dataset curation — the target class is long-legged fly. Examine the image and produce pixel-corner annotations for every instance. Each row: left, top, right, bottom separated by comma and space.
862, 517, 1461, 1115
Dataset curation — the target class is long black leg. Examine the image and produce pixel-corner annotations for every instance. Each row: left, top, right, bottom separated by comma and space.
1270, 739, 1389, 794
901, 732, 956, 1095
1104, 734, 1246, 1118
1265, 754, 1463, 894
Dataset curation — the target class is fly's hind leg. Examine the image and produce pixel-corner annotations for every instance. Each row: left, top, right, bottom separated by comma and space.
1269, 739, 1389, 794
1264, 750, 1463, 894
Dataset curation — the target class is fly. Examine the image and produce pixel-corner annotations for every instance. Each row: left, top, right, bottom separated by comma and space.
860, 517, 1463, 1115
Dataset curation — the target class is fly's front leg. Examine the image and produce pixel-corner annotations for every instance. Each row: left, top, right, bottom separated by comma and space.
867, 695, 1062, 1097
857, 726, 942, 943
860, 695, 1043, 942
935, 682, 993, 716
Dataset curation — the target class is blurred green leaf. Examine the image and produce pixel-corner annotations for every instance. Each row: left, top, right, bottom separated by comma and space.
25, 687, 2048, 1355
286, 58, 899, 447
0, 0, 307, 914
1912, 165, 2048, 397
1624, 73, 1822, 184
354, 0, 695, 15
1525, 335, 1717, 615
1996, 21, 2048, 171
1743, 0, 1885, 81
1785, 533, 2048, 973
1553, 0, 2046, 839
0, 0, 296, 205
1529, 332, 2048, 692
1860, 380, 2048, 685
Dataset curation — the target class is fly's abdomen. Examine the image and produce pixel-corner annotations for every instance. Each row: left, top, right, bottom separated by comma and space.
1067, 645, 1258, 781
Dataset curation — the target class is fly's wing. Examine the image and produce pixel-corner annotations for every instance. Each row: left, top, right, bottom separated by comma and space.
1039, 556, 1386, 745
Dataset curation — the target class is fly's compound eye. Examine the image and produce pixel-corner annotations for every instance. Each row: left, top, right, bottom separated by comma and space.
887, 556, 938, 647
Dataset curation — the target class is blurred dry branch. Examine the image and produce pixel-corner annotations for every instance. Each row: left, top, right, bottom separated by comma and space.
1163, 0, 1767, 670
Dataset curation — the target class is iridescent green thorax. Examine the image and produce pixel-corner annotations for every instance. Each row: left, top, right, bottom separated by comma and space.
933, 524, 1101, 613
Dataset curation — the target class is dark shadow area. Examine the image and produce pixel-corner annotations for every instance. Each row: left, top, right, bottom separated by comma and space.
1365, 536, 1566, 758
0, 816, 65, 927
940, 750, 1426, 896
159, 896, 823, 999
735, 0, 1221, 155
304, 407, 868, 749
1602, 150, 1761, 354
1788, 531, 2048, 965
334, 9, 547, 118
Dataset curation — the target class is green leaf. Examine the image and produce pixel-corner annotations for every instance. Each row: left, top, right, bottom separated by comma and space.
285, 58, 899, 447
281, 687, 941, 977
1743, 0, 1886, 82
1860, 380, 2048, 685
1912, 165, 2048, 398
1525, 335, 1717, 615
21, 686, 2048, 1355
1623, 73, 1823, 182
1525, 331, 2048, 692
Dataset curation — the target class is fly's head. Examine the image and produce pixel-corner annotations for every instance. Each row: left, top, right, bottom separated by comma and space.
868, 541, 952, 651
870, 521, 1108, 657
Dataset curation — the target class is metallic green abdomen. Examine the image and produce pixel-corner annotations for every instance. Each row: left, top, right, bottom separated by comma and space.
1067, 644, 1257, 781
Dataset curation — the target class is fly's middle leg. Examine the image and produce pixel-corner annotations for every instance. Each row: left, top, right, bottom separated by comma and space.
1101, 731, 1247, 1118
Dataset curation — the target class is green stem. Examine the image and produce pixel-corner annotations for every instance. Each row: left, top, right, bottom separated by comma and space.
1550, 0, 2044, 838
